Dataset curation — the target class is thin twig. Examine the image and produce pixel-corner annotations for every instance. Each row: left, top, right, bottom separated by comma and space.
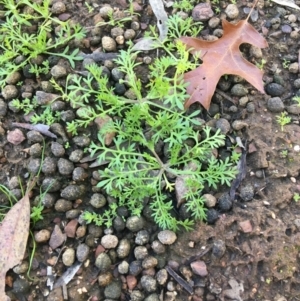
165, 266, 194, 295
215, 88, 236, 105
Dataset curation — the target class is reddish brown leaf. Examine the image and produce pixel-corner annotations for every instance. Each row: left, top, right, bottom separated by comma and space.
0, 193, 30, 301
180, 19, 268, 110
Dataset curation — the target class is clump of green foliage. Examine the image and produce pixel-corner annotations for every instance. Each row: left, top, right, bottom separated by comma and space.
0, 0, 85, 87
54, 51, 236, 230
14, 12, 237, 231
173, 0, 198, 12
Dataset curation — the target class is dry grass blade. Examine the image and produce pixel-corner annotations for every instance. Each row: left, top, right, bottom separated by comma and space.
0, 192, 31, 301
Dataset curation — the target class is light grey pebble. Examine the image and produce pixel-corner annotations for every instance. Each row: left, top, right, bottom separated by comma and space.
212, 239, 226, 258
102, 36, 117, 52
76, 243, 90, 262
8, 176, 19, 189
111, 27, 124, 38
246, 102, 255, 113
134, 246, 148, 260
95, 253, 112, 271
57, 158, 74, 175
27, 158, 41, 175
54, 199, 72, 212
113, 215, 126, 231
72, 167, 88, 182
2, 85, 18, 100
27, 130, 44, 143
29, 143, 42, 157
135, 230, 150, 245
34, 229, 51, 243
99, 6, 113, 18
267, 97, 284, 112
216, 118, 231, 135
250, 45, 263, 59
42, 157, 57, 175
158, 230, 177, 245
140, 275, 157, 293
50, 123, 68, 142
6, 71, 21, 85
51, 65, 67, 79
203, 194, 217, 208
42, 177, 62, 192
156, 268, 168, 285
101, 234, 119, 249
51, 142, 65, 157
124, 29, 136, 40
287, 104, 300, 114
208, 16, 220, 28
240, 184, 254, 201
66, 209, 81, 219
239, 96, 249, 107
129, 260, 143, 276
117, 238, 131, 258
225, 4, 239, 19
231, 84, 248, 96
62, 248, 75, 266
51, 1, 66, 14
69, 149, 84, 162
104, 281, 122, 299
126, 216, 145, 232
111, 68, 124, 81
60, 184, 84, 200
61, 110, 75, 122
42, 193, 56, 208
13, 262, 29, 274
90, 193, 107, 208
130, 290, 145, 301
167, 281, 176, 291
72, 136, 91, 147
145, 294, 160, 301
118, 260, 129, 274
294, 79, 300, 89
289, 62, 299, 74
142, 256, 158, 269
265, 83, 285, 97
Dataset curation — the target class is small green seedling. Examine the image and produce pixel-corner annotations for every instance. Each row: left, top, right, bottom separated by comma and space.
282, 58, 290, 69
293, 193, 300, 202
280, 150, 288, 158
292, 95, 300, 106
276, 112, 291, 131
256, 59, 267, 70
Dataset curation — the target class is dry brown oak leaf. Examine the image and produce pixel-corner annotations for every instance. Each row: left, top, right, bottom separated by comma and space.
179, 19, 268, 110
0, 192, 31, 301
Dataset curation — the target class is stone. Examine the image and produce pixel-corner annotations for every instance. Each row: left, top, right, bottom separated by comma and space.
225, 4, 239, 19
265, 83, 285, 97
158, 230, 177, 245
267, 97, 284, 113
49, 225, 66, 249
101, 234, 118, 249
190, 260, 208, 276
192, 3, 214, 21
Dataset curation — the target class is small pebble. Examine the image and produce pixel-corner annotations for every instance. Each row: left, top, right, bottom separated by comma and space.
7, 129, 25, 145
76, 243, 90, 262
265, 83, 285, 97
140, 275, 157, 293
2, 85, 18, 100
267, 97, 284, 113
102, 36, 117, 52
51, 65, 67, 79
95, 253, 112, 272
62, 248, 75, 266
203, 194, 217, 208
192, 3, 214, 21
158, 230, 177, 245
101, 234, 118, 249
225, 4, 239, 19
190, 260, 208, 276
34, 229, 51, 243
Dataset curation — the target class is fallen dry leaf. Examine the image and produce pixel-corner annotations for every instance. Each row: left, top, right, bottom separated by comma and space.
0, 193, 31, 301
180, 19, 268, 109
270, 0, 300, 10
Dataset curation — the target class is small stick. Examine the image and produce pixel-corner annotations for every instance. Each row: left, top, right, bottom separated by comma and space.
215, 88, 236, 105
165, 266, 194, 295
